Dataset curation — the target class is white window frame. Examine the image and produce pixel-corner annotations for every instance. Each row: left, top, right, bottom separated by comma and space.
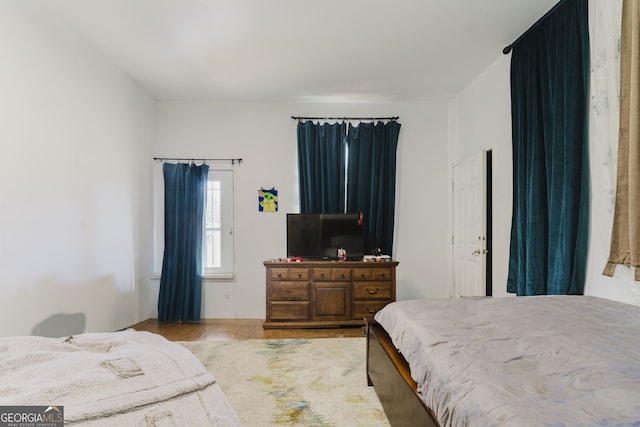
203, 169, 234, 278
153, 164, 235, 280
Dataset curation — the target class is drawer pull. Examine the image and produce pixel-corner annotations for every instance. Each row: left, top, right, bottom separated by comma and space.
340, 272, 345, 277
277, 273, 282, 277
320, 272, 325, 277
360, 273, 365, 278
297, 273, 302, 278
366, 287, 379, 295
367, 307, 377, 313
379, 273, 386, 278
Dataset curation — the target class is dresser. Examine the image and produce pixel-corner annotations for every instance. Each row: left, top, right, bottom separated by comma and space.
263, 260, 398, 328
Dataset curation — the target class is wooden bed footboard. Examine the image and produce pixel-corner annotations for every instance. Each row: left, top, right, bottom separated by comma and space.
366, 318, 439, 427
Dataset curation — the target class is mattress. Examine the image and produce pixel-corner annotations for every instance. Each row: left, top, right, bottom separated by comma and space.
374, 295, 640, 426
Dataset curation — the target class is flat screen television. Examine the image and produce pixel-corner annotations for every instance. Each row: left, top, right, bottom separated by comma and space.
287, 213, 364, 261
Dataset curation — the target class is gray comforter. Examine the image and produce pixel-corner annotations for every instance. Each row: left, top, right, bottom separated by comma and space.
375, 295, 640, 426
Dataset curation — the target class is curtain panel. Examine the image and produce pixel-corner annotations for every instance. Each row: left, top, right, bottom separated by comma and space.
158, 162, 208, 322
507, 0, 590, 296
297, 121, 346, 214
296, 120, 400, 256
589, 0, 622, 256
603, 0, 640, 280
346, 121, 401, 255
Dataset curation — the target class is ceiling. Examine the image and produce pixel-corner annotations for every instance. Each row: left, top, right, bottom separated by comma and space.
34, 0, 559, 102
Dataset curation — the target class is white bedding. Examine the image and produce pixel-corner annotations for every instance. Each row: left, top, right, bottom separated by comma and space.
0, 330, 241, 426
375, 295, 640, 426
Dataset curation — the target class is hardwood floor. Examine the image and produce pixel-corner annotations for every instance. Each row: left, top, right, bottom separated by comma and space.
127, 318, 366, 341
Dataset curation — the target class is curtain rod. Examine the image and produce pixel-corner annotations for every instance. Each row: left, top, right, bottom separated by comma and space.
154, 157, 243, 165
502, 0, 568, 54
291, 116, 399, 121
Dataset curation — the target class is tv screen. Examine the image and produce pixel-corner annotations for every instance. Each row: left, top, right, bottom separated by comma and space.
286, 213, 364, 260
286, 214, 322, 259
320, 213, 364, 260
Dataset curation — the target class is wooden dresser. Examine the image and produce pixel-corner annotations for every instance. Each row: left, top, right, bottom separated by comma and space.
263, 260, 398, 328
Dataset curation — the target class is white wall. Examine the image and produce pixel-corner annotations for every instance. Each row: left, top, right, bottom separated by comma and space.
0, 2, 155, 336
152, 101, 450, 318
448, 55, 513, 297
449, 53, 640, 305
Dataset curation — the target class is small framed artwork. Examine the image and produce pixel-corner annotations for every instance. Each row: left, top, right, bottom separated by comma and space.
259, 188, 278, 212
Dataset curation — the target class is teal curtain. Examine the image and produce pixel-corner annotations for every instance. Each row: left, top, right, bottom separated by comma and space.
346, 121, 401, 255
507, 0, 590, 295
158, 162, 208, 321
297, 121, 346, 213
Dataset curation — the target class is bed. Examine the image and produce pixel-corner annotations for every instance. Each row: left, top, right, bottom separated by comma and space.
0, 329, 241, 426
366, 295, 640, 426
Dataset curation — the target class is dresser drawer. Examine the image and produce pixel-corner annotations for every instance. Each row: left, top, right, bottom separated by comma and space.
352, 282, 392, 299
312, 267, 351, 281
270, 268, 310, 281
271, 282, 309, 300
270, 301, 309, 320
352, 301, 390, 318
352, 267, 393, 281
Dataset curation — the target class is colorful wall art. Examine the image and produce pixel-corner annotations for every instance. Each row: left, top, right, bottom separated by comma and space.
259, 188, 278, 212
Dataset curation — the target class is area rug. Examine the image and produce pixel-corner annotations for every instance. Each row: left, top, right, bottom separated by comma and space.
180, 338, 390, 426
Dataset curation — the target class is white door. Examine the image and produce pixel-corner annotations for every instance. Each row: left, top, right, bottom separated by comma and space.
452, 151, 487, 298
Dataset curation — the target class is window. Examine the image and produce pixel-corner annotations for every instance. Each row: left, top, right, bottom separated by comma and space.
205, 179, 222, 269
203, 170, 234, 276
154, 165, 234, 279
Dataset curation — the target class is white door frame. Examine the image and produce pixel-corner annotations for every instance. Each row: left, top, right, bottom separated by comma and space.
452, 150, 491, 298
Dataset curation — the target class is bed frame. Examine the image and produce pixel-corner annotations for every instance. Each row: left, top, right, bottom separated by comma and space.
366, 318, 439, 427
